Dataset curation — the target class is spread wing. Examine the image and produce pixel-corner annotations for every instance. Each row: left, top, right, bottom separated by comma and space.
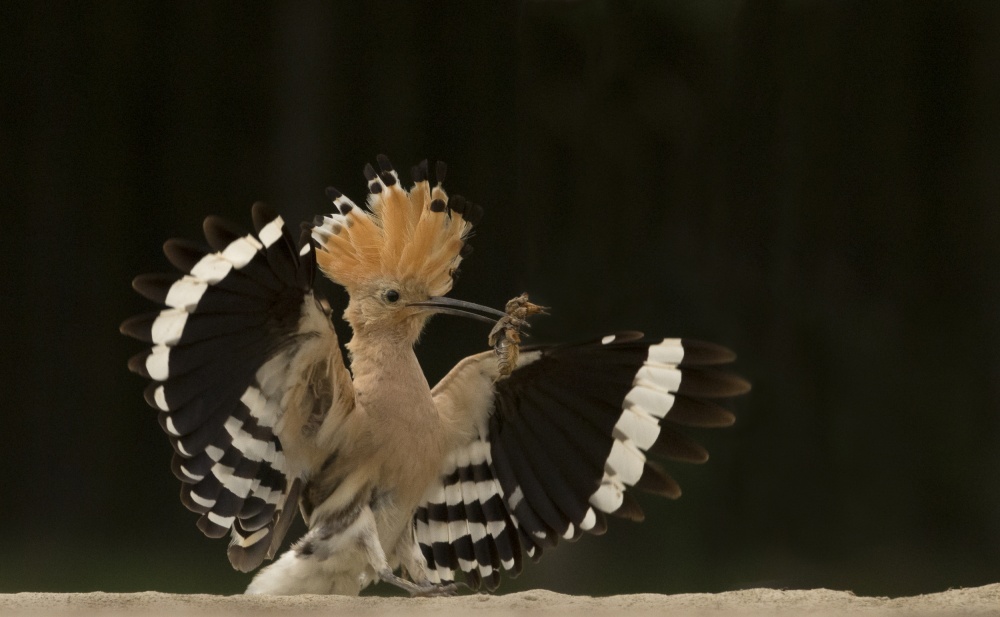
121, 203, 354, 572
418, 333, 749, 590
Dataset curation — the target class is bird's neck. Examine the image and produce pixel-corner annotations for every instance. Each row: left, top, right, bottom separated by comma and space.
346, 332, 433, 415
345, 331, 447, 500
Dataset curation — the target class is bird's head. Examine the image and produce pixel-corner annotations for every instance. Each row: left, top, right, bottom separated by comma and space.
311, 156, 503, 343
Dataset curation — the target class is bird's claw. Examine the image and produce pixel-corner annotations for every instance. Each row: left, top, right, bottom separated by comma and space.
380, 569, 462, 597
408, 582, 460, 597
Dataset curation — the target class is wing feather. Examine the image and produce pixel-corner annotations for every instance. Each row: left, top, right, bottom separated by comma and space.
419, 335, 748, 588
122, 203, 355, 573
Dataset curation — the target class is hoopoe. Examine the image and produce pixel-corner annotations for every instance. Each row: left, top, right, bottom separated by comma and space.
121, 156, 750, 596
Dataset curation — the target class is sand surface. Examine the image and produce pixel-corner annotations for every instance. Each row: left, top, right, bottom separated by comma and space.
1, 586, 998, 615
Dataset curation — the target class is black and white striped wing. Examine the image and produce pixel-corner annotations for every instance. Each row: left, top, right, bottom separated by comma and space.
417, 333, 749, 590
121, 203, 352, 572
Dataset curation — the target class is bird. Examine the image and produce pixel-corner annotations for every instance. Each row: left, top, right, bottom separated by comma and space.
120, 155, 750, 596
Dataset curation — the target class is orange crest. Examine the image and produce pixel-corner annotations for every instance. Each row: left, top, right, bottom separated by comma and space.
311, 157, 482, 297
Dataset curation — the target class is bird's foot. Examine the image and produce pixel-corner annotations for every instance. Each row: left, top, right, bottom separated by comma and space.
408, 582, 460, 598
379, 569, 460, 597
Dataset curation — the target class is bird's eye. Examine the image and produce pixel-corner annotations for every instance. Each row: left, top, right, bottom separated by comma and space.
385, 290, 400, 303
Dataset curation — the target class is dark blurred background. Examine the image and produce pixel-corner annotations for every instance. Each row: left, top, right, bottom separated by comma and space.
2, 0, 999, 598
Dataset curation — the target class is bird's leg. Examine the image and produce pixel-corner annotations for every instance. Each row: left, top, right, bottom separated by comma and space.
397, 524, 437, 588
357, 507, 458, 597
489, 293, 547, 377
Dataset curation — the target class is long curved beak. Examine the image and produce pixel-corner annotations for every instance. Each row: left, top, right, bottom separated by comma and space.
407, 296, 507, 325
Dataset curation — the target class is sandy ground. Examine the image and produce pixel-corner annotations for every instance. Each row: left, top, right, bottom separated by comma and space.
1, 586, 998, 616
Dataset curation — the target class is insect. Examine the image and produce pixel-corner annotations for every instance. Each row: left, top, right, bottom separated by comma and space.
488, 293, 547, 377
121, 156, 749, 595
